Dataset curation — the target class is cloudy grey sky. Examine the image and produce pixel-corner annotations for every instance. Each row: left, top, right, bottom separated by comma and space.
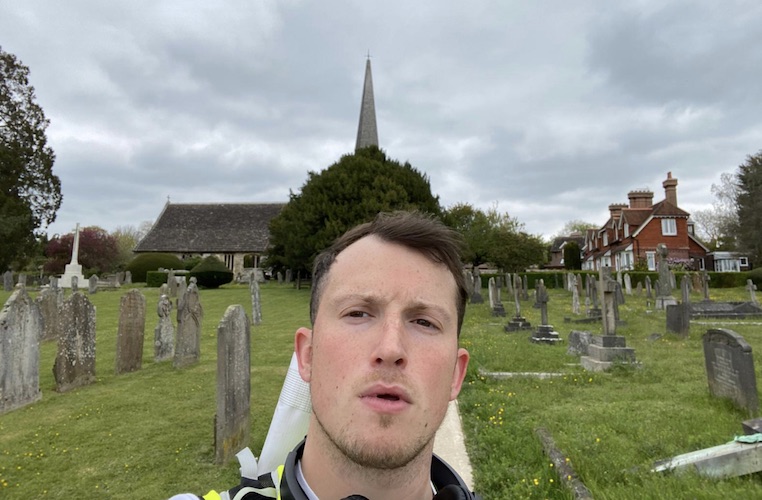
2, 1, 761, 241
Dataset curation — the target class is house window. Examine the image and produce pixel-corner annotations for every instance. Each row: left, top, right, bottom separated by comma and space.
740, 257, 749, 267
624, 224, 629, 238
603, 233, 608, 246
661, 218, 677, 236
715, 259, 740, 272
646, 251, 656, 271
699, 258, 705, 270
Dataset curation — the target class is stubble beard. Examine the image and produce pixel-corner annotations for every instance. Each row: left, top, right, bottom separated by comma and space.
312, 407, 434, 470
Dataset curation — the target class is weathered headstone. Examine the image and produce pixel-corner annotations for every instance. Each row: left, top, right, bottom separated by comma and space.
567, 330, 592, 356
488, 277, 505, 317
115, 290, 146, 375
3, 270, 12, 292
692, 272, 702, 293
470, 274, 483, 304
624, 274, 632, 295
124, 270, 132, 285
54, 293, 96, 392
214, 305, 251, 464
522, 275, 529, 301
0, 288, 43, 414
702, 271, 711, 301
174, 281, 203, 368
250, 272, 262, 325
154, 294, 174, 362
277, 271, 283, 284
88, 274, 99, 294
616, 270, 623, 287
70, 275, 79, 293
176, 277, 187, 305
505, 273, 531, 332
167, 270, 177, 298
645, 275, 653, 299
463, 270, 474, 298
571, 274, 580, 315
505, 272, 513, 296
747, 280, 759, 306
655, 244, 677, 310
703, 329, 759, 416
667, 275, 692, 337
635, 281, 643, 296
285, 269, 292, 284
159, 283, 169, 297
36, 287, 63, 342
17, 273, 27, 288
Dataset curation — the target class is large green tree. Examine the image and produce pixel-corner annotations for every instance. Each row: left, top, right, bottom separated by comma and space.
265, 146, 441, 274
0, 46, 60, 270
736, 151, 762, 265
443, 203, 546, 271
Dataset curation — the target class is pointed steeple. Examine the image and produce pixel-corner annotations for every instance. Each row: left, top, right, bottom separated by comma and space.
355, 57, 379, 151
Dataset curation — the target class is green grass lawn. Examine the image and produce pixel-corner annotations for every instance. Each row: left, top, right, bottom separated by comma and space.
1, 282, 762, 498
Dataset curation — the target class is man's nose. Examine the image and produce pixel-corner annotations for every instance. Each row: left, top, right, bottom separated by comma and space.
373, 316, 407, 368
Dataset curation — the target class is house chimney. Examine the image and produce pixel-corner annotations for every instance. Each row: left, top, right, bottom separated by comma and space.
663, 172, 678, 206
608, 203, 627, 221
627, 190, 654, 209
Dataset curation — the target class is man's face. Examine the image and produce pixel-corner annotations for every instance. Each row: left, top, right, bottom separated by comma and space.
296, 235, 469, 469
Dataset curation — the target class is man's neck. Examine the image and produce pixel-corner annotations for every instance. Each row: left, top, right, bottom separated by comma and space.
300, 429, 435, 500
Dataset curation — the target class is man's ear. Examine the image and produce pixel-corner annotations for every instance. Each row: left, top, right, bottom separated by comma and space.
294, 327, 313, 383
450, 348, 470, 401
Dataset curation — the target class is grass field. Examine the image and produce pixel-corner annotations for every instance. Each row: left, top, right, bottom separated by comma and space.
1, 281, 762, 498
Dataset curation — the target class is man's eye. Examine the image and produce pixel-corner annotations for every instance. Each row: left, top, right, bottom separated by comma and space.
414, 318, 436, 329
347, 310, 368, 318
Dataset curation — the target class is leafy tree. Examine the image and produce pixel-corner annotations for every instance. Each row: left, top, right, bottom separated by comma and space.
563, 241, 582, 270
692, 172, 740, 250
556, 219, 597, 237
0, 46, 60, 270
265, 146, 441, 274
44, 226, 119, 276
111, 221, 153, 270
443, 203, 546, 271
736, 151, 762, 266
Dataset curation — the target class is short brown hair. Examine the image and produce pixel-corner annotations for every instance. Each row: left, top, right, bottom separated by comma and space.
310, 211, 468, 335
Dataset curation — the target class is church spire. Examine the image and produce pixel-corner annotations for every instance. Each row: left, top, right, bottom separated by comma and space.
355, 56, 379, 151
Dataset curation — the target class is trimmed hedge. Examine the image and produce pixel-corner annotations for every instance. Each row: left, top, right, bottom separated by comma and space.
146, 271, 168, 288
189, 256, 233, 289
125, 253, 185, 283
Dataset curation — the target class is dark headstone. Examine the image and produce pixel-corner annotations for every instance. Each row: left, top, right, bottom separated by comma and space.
214, 305, 251, 464
3, 270, 12, 292
703, 329, 759, 416
174, 281, 203, 368
36, 287, 63, 342
470, 274, 483, 304
54, 293, 96, 392
666, 304, 690, 337
115, 289, 146, 374
0, 288, 43, 414
567, 330, 592, 356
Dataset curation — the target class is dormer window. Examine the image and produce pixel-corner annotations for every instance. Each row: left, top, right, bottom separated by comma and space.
603, 232, 608, 246
624, 223, 629, 238
661, 218, 677, 236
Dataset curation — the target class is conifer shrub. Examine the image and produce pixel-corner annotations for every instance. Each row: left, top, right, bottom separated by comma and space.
189, 256, 233, 289
747, 268, 762, 288
125, 253, 185, 283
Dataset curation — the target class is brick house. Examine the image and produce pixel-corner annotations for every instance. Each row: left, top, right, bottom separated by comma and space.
582, 173, 709, 272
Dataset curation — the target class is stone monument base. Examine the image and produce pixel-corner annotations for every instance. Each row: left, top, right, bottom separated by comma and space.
59, 263, 86, 289
505, 315, 532, 332
531, 325, 562, 344
580, 335, 636, 372
656, 296, 678, 310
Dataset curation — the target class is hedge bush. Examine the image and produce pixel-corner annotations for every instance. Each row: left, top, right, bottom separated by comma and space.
146, 271, 169, 288
125, 253, 185, 283
189, 256, 233, 289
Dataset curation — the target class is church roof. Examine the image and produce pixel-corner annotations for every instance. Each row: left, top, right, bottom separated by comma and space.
355, 58, 379, 151
134, 202, 285, 253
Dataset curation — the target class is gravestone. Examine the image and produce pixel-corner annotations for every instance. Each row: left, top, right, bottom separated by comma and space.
645, 275, 653, 299
531, 280, 561, 344
54, 293, 96, 392
580, 266, 636, 372
250, 272, 262, 325
702, 271, 711, 301
285, 269, 292, 284
124, 270, 132, 285
176, 277, 187, 305
215, 305, 251, 464
70, 275, 79, 293
167, 270, 178, 298
277, 271, 283, 284
463, 270, 474, 297
253, 268, 266, 283
624, 274, 632, 295
567, 330, 592, 356
703, 329, 759, 416
571, 274, 580, 315
88, 274, 99, 294
154, 294, 174, 362
635, 282, 643, 296
3, 270, 12, 292
667, 275, 691, 336
0, 288, 43, 414
36, 286, 63, 342
505, 273, 531, 332
655, 244, 677, 309
505, 272, 513, 296
159, 283, 169, 297
17, 273, 27, 288
470, 274, 483, 304
747, 280, 759, 306
174, 281, 203, 368
522, 275, 529, 301
692, 272, 702, 293
488, 277, 505, 317
616, 270, 623, 287
115, 289, 146, 374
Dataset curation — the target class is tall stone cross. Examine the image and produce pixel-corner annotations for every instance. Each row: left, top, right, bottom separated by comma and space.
536, 280, 550, 326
